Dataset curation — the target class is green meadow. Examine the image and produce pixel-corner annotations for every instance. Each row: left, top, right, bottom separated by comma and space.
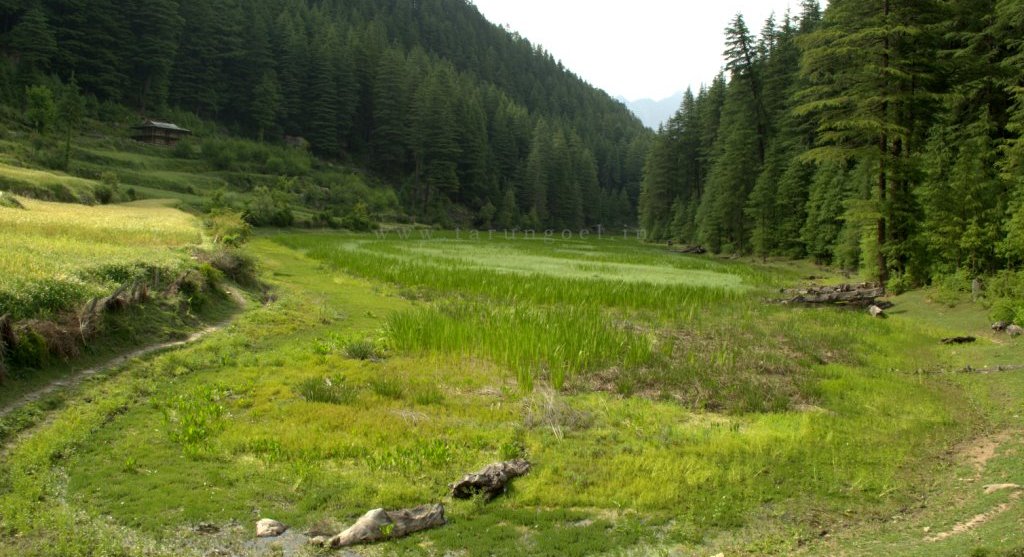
2, 226, 1022, 556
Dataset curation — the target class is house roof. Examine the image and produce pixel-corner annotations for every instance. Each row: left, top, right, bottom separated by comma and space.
133, 120, 191, 133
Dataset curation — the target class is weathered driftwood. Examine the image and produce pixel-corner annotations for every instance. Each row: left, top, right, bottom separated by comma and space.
781, 283, 886, 306
671, 245, 707, 255
255, 518, 288, 538
450, 459, 532, 500
328, 504, 446, 548
917, 363, 1024, 375
941, 336, 976, 345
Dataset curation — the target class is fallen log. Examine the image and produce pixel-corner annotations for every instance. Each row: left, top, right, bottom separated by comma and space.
672, 245, 706, 255
781, 283, 886, 306
450, 459, 532, 500
328, 504, 445, 548
941, 336, 976, 345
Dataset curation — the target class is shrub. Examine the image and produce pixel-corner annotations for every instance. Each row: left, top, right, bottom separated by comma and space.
343, 202, 376, 231
201, 248, 258, 286
93, 184, 114, 205
244, 186, 293, 227
25, 85, 57, 133
205, 211, 252, 247
10, 329, 48, 370
929, 269, 973, 307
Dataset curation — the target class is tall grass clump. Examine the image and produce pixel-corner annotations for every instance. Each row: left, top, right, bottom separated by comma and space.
385, 301, 655, 390
295, 375, 359, 405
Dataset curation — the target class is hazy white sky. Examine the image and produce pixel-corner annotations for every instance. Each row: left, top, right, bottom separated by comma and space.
471, 0, 805, 101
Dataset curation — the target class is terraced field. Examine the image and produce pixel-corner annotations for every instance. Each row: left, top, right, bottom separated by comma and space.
0, 195, 201, 320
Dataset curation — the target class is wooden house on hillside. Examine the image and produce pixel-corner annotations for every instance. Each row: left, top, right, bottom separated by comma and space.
132, 120, 191, 146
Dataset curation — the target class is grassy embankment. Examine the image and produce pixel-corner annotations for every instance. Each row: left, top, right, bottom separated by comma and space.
0, 194, 243, 442
2, 231, 1021, 556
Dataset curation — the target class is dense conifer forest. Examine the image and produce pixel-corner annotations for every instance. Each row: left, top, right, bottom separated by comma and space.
0, 0, 650, 228
639, 0, 1024, 286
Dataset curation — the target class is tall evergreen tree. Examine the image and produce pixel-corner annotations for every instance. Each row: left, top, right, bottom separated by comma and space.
129, 0, 181, 113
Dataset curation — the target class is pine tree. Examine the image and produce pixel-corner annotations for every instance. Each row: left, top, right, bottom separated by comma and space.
129, 0, 182, 113
170, 0, 222, 115
409, 67, 461, 213
523, 119, 552, 222
9, 3, 57, 78
796, 0, 944, 282
57, 75, 84, 169
306, 37, 340, 157
370, 47, 409, 175
251, 70, 281, 143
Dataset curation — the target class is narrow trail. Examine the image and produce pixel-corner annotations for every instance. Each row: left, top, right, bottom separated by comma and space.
0, 287, 247, 422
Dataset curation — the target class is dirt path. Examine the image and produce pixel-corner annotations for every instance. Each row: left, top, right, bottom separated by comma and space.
923, 430, 1023, 543
0, 287, 246, 422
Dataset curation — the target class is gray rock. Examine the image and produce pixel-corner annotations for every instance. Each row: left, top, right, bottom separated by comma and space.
255, 518, 287, 538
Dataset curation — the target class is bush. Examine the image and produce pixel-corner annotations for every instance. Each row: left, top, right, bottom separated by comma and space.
93, 184, 114, 204
10, 329, 48, 370
244, 185, 293, 227
200, 248, 258, 286
343, 201, 376, 231
205, 211, 252, 247
983, 270, 1024, 325
929, 269, 973, 307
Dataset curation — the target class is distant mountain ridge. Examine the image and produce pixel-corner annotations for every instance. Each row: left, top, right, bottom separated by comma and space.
619, 92, 685, 130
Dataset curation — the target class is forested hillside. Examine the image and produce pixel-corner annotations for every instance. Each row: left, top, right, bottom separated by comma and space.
640, 0, 1024, 286
0, 0, 650, 227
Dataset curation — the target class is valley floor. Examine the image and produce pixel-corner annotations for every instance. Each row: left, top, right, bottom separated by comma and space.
1, 233, 1022, 556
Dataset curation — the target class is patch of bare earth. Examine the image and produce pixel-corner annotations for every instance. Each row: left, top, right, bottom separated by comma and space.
925, 490, 1022, 542
924, 430, 1022, 542
958, 430, 1014, 478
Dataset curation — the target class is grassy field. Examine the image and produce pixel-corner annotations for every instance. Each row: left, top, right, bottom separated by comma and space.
1, 231, 1021, 556
0, 195, 201, 320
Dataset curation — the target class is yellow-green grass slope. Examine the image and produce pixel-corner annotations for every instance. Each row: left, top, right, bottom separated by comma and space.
0, 195, 201, 321
0, 233, 1021, 556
